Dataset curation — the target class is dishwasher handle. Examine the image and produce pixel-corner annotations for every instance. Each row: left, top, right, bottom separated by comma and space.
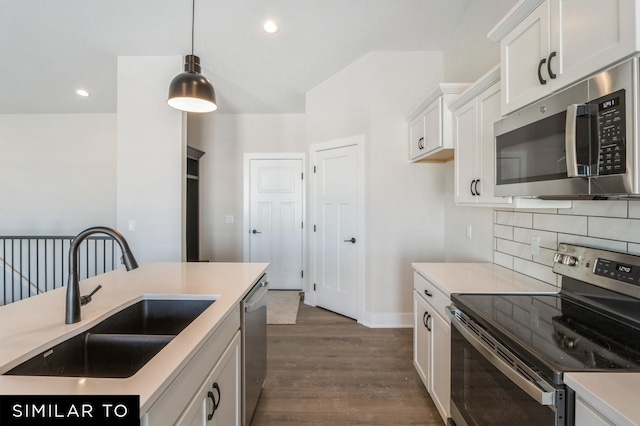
244, 280, 269, 313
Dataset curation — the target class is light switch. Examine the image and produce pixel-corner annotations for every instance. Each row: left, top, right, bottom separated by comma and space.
466, 224, 472, 239
128, 220, 136, 231
531, 236, 540, 256
225, 215, 234, 224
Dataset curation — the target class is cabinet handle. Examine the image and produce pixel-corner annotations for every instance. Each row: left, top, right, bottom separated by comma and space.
418, 137, 425, 150
207, 383, 221, 421
470, 179, 477, 196
474, 179, 480, 196
423, 311, 429, 328
426, 314, 432, 332
547, 51, 557, 79
538, 58, 547, 85
424, 289, 433, 298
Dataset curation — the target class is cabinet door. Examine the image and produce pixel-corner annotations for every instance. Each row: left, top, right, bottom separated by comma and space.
501, 0, 552, 114
177, 333, 241, 426
430, 310, 451, 422
477, 82, 510, 205
423, 98, 443, 154
453, 99, 478, 204
409, 115, 425, 160
550, 0, 638, 91
575, 397, 616, 426
413, 291, 431, 390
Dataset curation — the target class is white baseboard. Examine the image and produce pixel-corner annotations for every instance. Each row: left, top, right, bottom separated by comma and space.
360, 311, 413, 328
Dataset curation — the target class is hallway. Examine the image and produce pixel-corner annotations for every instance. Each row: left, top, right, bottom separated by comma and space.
251, 301, 441, 425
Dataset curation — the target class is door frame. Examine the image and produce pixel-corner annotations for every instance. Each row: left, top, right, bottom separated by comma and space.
242, 154, 306, 282
308, 135, 365, 324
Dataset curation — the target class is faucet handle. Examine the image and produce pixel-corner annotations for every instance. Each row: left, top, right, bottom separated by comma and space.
80, 284, 103, 306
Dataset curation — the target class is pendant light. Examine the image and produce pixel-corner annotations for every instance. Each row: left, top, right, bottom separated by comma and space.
167, 0, 217, 113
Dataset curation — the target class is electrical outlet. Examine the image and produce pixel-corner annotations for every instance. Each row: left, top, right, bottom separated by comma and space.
128, 220, 136, 231
531, 236, 540, 256
225, 215, 234, 224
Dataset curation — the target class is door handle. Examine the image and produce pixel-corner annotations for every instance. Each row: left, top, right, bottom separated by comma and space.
547, 51, 557, 79
207, 382, 221, 421
344, 237, 356, 244
252, 229, 261, 234
538, 58, 547, 85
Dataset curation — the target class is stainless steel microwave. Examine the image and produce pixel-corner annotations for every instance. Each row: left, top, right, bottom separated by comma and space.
494, 57, 640, 199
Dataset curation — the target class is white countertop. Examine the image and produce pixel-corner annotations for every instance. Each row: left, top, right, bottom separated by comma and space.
566, 373, 640, 425
0, 262, 268, 413
411, 262, 560, 296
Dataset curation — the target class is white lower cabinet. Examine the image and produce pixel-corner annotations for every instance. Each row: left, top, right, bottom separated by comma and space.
575, 396, 616, 426
413, 272, 451, 423
178, 332, 241, 426
142, 308, 241, 426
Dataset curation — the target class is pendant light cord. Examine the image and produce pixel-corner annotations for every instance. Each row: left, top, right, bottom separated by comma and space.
191, 0, 195, 56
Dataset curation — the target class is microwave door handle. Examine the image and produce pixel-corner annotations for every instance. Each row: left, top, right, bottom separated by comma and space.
565, 104, 581, 177
447, 307, 556, 406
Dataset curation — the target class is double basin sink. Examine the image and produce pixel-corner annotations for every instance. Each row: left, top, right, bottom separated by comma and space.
5, 298, 214, 378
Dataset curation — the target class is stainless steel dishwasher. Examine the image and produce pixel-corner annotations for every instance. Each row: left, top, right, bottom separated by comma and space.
241, 275, 268, 426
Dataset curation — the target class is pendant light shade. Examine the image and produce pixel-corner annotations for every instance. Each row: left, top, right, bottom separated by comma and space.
167, 0, 217, 113
168, 55, 217, 113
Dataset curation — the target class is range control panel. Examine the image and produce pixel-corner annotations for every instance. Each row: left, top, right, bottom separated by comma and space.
594, 258, 640, 286
553, 244, 640, 299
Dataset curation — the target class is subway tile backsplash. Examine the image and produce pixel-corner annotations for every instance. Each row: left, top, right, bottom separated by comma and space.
493, 200, 640, 286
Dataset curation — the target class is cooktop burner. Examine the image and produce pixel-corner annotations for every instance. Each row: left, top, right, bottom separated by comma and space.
451, 244, 640, 385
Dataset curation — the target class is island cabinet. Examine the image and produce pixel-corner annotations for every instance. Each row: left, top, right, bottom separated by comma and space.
489, 0, 639, 115
142, 307, 241, 426
413, 271, 450, 423
407, 83, 469, 162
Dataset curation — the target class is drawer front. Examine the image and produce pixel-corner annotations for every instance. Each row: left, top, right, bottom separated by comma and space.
413, 271, 450, 321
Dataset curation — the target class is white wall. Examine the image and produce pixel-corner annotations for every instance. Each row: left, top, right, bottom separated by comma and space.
117, 56, 186, 263
0, 114, 117, 235
306, 51, 445, 327
442, 0, 519, 83
188, 113, 306, 261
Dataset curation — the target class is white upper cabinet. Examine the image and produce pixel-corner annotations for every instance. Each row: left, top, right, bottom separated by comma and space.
490, 0, 639, 115
451, 66, 511, 206
407, 83, 469, 162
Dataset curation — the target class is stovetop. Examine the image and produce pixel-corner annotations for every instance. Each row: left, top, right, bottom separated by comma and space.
451, 244, 640, 385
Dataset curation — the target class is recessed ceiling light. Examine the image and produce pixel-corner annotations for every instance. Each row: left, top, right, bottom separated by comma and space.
263, 21, 279, 34
76, 89, 90, 97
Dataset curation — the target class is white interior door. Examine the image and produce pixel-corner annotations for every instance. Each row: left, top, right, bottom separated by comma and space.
313, 143, 361, 320
249, 158, 303, 290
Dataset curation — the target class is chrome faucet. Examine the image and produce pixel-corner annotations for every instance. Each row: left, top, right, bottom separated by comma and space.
66, 226, 139, 324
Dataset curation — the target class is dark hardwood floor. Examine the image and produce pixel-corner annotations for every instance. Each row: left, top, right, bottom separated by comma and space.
251, 301, 442, 425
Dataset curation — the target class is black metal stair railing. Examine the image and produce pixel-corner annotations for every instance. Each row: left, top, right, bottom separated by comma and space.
0, 236, 121, 306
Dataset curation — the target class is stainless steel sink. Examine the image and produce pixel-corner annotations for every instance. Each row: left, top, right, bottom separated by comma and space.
5, 298, 214, 378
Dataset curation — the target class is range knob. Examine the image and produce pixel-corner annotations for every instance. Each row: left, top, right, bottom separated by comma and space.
562, 255, 578, 266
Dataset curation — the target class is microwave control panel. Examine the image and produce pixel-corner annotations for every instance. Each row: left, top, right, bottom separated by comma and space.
594, 89, 626, 176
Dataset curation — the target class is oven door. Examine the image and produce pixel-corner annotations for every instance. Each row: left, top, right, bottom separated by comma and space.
448, 307, 569, 426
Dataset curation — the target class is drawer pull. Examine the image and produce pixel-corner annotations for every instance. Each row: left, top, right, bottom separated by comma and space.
424, 289, 433, 298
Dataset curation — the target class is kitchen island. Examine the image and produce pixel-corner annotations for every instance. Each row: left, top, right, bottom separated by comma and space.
0, 262, 268, 424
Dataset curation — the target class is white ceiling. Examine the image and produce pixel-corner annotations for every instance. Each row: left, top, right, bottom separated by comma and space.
0, 0, 472, 114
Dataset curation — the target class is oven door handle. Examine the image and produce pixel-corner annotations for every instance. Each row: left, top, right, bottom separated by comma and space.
447, 307, 556, 406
